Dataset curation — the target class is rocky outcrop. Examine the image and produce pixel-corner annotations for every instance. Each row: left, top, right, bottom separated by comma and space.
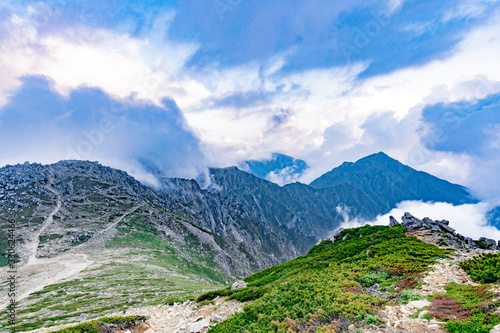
391, 212, 498, 251
231, 280, 248, 290
327, 228, 344, 242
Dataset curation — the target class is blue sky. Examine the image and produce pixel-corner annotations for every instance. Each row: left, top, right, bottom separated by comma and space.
0, 0, 500, 215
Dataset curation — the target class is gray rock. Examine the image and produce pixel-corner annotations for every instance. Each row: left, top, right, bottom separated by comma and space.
418, 310, 431, 319
401, 212, 422, 226
389, 216, 400, 227
439, 224, 455, 234
440, 220, 450, 225
77, 313, 87, 322
456, 233, 465, 241
231, 280, 247, 290
186, 318, 210, 333
211, 314, 224, 323
328, 228, 344, 242
478, 237, 497, 250
422, 217, 433, 225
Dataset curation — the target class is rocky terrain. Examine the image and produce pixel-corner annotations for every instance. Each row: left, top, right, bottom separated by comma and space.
26, 212, 499, 333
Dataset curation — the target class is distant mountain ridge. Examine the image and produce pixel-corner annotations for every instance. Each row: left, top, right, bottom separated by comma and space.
309, 152, 477, 215
0, 152, 479, 277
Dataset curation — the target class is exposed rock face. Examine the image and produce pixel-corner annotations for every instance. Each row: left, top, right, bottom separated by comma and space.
0, 156, 487, 278
391, 212, 498, 251
328, 228, 344, 242
388, 216, 399, 228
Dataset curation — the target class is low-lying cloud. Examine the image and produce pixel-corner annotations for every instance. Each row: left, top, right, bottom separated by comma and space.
334, 200, 500, 241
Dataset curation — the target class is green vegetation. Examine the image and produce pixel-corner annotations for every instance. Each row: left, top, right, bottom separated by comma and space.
203, 225, 450, 332
39, 233, 63, 243
429, 283, 500, 333
460, 253, 500, 283
52, 316, 146, 333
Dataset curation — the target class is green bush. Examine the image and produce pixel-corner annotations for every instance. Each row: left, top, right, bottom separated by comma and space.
460, 253, 500, 283
52, 316, 146, 333
204, 225, 449, 333
429, 284, 500, 333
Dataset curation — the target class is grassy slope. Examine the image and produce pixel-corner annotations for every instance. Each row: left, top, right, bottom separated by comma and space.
1, 213, 229, 332
203, 225, 451, 332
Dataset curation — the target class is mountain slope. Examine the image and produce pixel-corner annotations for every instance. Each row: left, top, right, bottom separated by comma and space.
309, 152, 477, 216
200, 217, 500, 333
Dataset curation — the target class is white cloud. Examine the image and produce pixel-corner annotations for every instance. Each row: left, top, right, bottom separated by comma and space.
1, 2, 500, 203
0, 6, 207, 110
331, 200, 500, 241
371, 201, 500, 240
444, 0, 500, 21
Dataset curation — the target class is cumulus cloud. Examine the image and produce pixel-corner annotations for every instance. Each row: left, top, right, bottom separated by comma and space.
0, 76, 206, 184
0, 0, 500, 208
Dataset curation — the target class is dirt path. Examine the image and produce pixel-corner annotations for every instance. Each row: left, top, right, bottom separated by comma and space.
25, 172, 62, 265
0, 201, 144, 312
31, 297, 245, 333
366, 249, 492, 333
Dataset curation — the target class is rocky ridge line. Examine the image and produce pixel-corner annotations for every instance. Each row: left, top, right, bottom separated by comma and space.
329, 212, 499, 251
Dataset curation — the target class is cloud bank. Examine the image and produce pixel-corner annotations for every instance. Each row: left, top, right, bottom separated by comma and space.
0, 76, 206, 185
334, 200, 500, 240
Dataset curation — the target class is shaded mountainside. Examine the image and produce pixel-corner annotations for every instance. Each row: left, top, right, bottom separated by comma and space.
309, 152, 477, 218
0, 153, 480, 277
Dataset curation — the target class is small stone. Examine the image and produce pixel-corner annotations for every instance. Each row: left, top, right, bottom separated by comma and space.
126, 298, 133, 303
186, 318, 210, 333
211, 314, 224, 323
77, 313, 87, 322
407, 300, 431, 309
231, 280, 248, 290
418, 310, 430, 319
348, 324, 355, 331
492, 323, 500, 333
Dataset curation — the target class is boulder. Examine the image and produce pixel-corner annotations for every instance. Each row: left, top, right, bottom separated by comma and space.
77, 314, 87, 322
389, 216, 400, 227
328, 228, 344, 242
401, 212, 422, 226
211, 314, 224, 323
478, 237, 497, 250
186, 318, 210, 333
231, 280, 248, 290
439, 224, 455, 234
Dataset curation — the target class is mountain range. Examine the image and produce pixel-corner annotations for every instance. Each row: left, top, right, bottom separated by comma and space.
0, 152, 485, 330
0, 152, 478, 275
